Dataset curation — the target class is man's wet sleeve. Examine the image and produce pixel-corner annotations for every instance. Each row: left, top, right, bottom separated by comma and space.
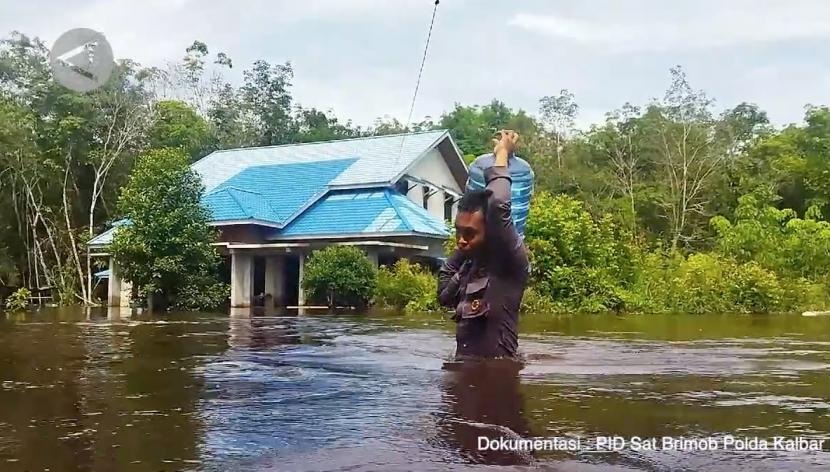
438, 249, 466, 307
484, 166, 529, 275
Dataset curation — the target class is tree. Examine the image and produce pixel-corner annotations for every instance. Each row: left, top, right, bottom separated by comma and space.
592, 103, 643, 235
240, 60, 295, 145
293, 106, 359, 143
149, 100, 213, 161
302, 246, 377, 308
539, 89, 579, 169
439, 100, 541, 157
110, 148, 227, 310
649, 66, 730, 249
207, 82, 259, 149
82, 61, 153, 303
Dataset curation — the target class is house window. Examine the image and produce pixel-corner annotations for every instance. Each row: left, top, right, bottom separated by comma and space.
444, 194, 454, 221
395, 179, 409, 195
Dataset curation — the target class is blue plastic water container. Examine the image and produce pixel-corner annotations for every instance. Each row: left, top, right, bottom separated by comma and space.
465, 153, 534, 238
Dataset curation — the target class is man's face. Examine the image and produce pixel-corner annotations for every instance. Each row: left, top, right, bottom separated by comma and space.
455, 210, 485, 256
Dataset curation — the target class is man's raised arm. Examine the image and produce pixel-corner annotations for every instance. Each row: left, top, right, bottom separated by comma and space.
485, 130, 529, 274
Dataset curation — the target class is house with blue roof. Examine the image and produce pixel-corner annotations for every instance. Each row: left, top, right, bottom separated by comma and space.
89, 130, 468, 308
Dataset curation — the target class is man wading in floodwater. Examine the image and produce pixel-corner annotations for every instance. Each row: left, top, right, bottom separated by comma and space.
438, 130, 530, 359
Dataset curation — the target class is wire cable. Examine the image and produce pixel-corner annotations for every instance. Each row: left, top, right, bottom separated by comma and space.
395, 0, 440, 163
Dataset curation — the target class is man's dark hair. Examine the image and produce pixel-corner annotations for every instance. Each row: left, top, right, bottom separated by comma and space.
457, 189, 491, 215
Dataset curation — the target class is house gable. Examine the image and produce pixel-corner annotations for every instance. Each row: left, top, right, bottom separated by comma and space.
405, 148, 463, 194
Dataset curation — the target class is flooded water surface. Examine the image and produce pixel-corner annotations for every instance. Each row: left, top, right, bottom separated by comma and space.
1, 308, 829, 471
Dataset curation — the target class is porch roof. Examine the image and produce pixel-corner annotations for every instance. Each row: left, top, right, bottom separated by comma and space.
271, 188, 449, 239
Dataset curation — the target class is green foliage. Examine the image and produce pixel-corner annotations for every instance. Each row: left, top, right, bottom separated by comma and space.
303, 246, 377, 308
712, 195, 830, 280
110, 148, 227, 310
524, 192, 631, 312
374, 259, 438, 314
520, 192, 820, 314
173, 277, 230, 312
520, 286, 556, 315
729, 262, 784, 314
149, 100, 212, 161
443, 224, 457, 256
240, 60, 295, 146
439, 99, 541, 156
4, 288, 30, 311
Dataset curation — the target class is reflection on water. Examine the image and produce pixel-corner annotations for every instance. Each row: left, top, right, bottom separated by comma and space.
435, 359, 533, 466
0, 308, 829, 471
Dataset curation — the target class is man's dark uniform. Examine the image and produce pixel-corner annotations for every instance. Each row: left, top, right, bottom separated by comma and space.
437, 165, 529, 359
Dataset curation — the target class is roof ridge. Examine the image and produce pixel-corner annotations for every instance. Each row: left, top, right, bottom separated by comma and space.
223, 187, 252, 219
209, 186, 264, 196
203, 129, 448, 156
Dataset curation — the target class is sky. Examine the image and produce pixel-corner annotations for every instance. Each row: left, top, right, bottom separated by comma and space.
2, 0, 829, 129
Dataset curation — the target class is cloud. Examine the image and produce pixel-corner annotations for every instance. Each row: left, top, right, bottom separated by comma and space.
509, 0, 830, 52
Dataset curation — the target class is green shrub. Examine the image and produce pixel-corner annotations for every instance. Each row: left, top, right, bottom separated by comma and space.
712, 195, 830, 280
666, 253, 733, 314
728, 262, 784, 313
375, 259, 438, 313
525, 192, 632, 312
303, 246, 377, 308
780, 278, 830, 312
5, 288, 30, 311
173, 278, 229, 311
520, 286, 556, 315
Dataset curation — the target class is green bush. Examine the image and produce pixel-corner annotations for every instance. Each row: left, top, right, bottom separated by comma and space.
728, 262, 784, 313
173, 278, 230, 311
525, 192, 632, 312
712, 195, 830, 280
665, 253, 733, 314
375, 259, 439, 313
303, 246, 377, 308
4, 288, 30, 311
520, 286, 556, 315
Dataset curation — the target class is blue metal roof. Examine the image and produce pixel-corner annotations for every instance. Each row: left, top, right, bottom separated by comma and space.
88, 219, 131, 247
89, 132, 462, 246
192, 130, 451, 193
275, 189, 449, 238
202, 158, 357, 225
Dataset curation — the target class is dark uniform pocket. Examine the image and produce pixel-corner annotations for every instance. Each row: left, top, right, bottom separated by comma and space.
455, 275, 490, 320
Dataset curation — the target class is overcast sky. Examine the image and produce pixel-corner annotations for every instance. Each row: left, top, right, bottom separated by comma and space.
2, 0, 829, 129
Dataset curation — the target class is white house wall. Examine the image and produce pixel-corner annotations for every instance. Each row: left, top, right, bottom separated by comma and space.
405, 148, 463, 222
409, 149, 463, 194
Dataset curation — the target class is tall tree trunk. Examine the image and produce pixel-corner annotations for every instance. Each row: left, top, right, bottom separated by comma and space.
24, 181, 65, 289
63, 154, 89, 303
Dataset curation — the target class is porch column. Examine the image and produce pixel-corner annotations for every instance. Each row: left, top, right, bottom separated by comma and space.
107, 256, 121, 307
297, 252, 306, 307
119, 273, 132, 308
230, 252, 254, 308
365, 248, 379, 267
264, 255, 285, 307
108, 257, 132, 308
